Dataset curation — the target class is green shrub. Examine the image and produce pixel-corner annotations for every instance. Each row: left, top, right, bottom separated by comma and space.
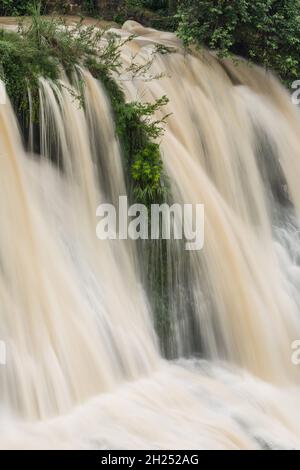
113, 96, 169, 205
131, 142, 165, 204
0, 0, 47, 16
177, 0, 300, 86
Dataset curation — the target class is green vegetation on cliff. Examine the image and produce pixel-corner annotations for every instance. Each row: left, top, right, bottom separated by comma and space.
0, 5, 168, 205
177, 0, 300, 86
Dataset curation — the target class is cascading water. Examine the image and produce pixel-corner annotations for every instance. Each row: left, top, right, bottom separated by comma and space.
1, 21, 300, 449
119, 22, 300, 382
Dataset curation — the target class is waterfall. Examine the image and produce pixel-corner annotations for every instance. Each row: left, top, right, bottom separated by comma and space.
1, 21, 300, 449
120, 21, 300, 382
0, 71, 158, 419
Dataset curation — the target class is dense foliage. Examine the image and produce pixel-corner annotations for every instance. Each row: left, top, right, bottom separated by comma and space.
176, 0, 300, 85
111, 0, 176, 30
0, 0, 46, 16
